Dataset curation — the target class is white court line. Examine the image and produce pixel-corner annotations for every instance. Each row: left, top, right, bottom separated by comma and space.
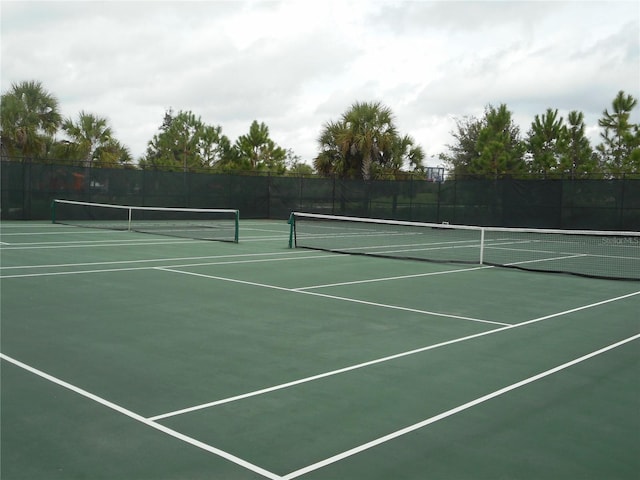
0, 252, 350, 278
296, 254, 595, 291
3, 238, 161, 245
242, 235, 292, 242
503, 250, 639, 262
0, 250, 319, 270
0, 235, 289, 249
241, 227, 291, 234
294, 265, 491, 290
0, 266, 171, 279
3, 291, 638, 479
149, 289, 640, 421
0, 239, 201, 250
0, 230, 131, 236
154, 267, 505, 326
158, 254, 337, 269
282, 333, 640, 480
0, 253, 333, 279
504, 254, 588, 266
0, 353, 282, 480
0, 224, 73, 228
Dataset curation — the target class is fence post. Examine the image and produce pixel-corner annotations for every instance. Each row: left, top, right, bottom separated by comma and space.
619, 174, 626, 230
436, 178, 441, 223
332, 175, 336, 215
267, 172, 271, 219
22, 159, 32, 220
408, 176, 413, 221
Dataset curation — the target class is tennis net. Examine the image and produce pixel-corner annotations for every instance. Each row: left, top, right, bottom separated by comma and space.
288, 212, 640, 281
52, 200, 239, 243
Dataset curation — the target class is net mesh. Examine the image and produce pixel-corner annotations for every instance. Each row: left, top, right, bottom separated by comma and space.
52, 199, 239, 243
289, 212, 640, 281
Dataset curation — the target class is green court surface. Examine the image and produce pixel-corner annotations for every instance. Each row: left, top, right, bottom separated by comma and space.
1, 220, 638, 479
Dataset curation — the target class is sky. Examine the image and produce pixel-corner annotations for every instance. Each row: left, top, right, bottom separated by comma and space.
1, 0, 639, 167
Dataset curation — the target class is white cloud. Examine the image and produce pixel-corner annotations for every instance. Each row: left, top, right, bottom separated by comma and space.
1, 0, 638, 166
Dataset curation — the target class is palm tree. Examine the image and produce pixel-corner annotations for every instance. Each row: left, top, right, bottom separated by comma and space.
315, 102, 402, 180
391, 134, 425, 175
93, 139, 133, 168
0, 80, 61, 160
62, 111, 115, 167
314, 120, 350, 176
340, 101, 397, 180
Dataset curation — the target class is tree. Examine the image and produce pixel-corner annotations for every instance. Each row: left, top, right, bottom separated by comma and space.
233, 120, 286, 173
597, 90, 640, 176
526, 108, 566, 177
93, 140, 133, 168
373, 134, 425, 179
314, 101, 422, 180
62, 111, 130, 167
341, 101, 397, 180
314, 120, 354, 177
471, 104, 525, 178
140, 109, 231, 171
0, 80, 61, 160
559, 111, 597, 178
439, 116, 484, 178
285, 149, 314, 175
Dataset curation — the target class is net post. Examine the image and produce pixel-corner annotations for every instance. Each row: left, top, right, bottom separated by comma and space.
287, 212, 295, 248
234, 210, 240, 243
51, 199, 57, 224
479, 227, 485, 265
128, 208, 132, 231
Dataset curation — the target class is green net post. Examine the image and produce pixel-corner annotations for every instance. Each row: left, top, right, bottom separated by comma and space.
234, 210, 240, 243
288, 212, 295, 248
51, 199, 57, 224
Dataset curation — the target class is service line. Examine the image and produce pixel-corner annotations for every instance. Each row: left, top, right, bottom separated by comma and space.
149, 267, 640, 422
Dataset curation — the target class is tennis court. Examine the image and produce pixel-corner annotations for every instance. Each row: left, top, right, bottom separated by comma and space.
1, 216, 639, 479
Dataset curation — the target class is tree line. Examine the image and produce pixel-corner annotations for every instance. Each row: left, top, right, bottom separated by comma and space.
0, 80, 312, 175
440, 92, 640, 179
1, 80, 638, 179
